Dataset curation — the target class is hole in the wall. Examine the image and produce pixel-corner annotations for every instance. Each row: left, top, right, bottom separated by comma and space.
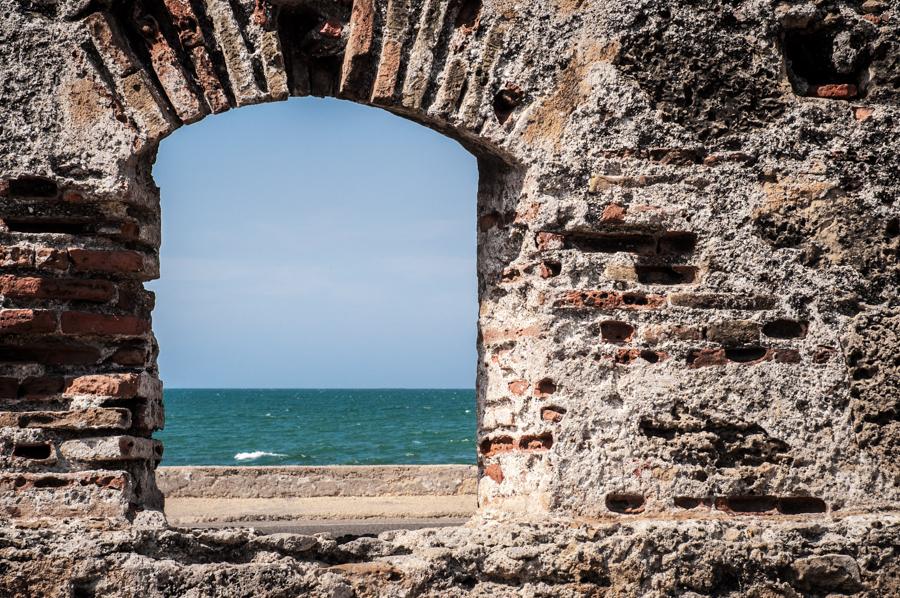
12, 443, 53, 460
541, 407, 565, 423
777, 496, 827, 514
674, 496, 707, 510
534, 378, 557, 397
454, 0, 481, 29
782, 23, 871, 99
3, 218, 93, 235
600, 320, 634, 343
724, 347, 768, 363
762, 319, 808, 339
716, 495, 777, 513
634, 265, 697, 285
33, 476, 70, 489
480, 436, 515, 457
539, 260, 561, 278
492, 86, 523, 124
518, 432, 553, 451
621, 293, 652, 307
605, 493, 645, 514
6, 176, 58, 198
657, 231, 698, 255
638, 349, 662, 364
569, 233, 657, 255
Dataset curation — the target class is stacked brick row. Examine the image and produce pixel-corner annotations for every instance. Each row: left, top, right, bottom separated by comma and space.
0, 175, 163, 520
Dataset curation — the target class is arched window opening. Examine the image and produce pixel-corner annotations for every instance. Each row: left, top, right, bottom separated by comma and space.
149, 97, 478, 531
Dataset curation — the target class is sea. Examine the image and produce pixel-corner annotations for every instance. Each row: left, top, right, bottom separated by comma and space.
156, 389, 476, 466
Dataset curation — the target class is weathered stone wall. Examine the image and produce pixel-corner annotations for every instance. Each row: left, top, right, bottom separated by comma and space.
0, 0, 898, 594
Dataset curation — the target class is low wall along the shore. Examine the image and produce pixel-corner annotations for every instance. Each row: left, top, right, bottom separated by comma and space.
158, 465, 479, 527
157, 465, 477, 499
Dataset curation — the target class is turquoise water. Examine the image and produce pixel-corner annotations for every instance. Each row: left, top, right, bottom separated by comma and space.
157, 389, 476, 466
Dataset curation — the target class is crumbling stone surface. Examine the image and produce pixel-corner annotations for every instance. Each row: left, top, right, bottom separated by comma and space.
0, 0, 898, 593
2, 514, 899, 597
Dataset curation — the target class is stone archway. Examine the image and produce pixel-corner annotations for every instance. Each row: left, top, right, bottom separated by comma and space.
1, 0, 899, 593
1, 0, 541, 521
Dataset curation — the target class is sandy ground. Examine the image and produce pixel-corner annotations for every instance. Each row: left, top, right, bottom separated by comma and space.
165, 494, 477, 529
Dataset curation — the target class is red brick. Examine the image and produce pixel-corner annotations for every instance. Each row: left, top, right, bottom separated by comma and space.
541, 407, 565, 423
0, 275, 115, 302
480, 436, 515, 457
614, 348, 668, 365
35, 248, 70, 271
60, 312, 149, 336
507, 380, 529, 396
809, 83, 857, 99
535, 232, 565, 251
68, 249, 145, 275
64, 373, 141, 398
600, 203, 626, 222
687, 348, 727, 367
0, 246, 34, 268
518, 432, 553, 451
483, 463, 503, 484
319, 19, 343, 38
481, 325, 541, 345
0, 408, 130, 430
539, 260, 561, 278
0, 309, 57, 334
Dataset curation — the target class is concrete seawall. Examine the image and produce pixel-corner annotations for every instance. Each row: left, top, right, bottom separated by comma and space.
157, 465, 478, 499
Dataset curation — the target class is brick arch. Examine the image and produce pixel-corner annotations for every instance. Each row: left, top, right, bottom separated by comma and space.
1, 0, 898, 539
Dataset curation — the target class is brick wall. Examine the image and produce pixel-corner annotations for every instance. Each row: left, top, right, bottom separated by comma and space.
0, 0, 897, 529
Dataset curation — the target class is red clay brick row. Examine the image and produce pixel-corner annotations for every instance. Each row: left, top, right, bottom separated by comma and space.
0, 275, 115, 302
0, 309, 149, 337
479, 433, 554, 458
0, 309, 57, 334
0, 246, 149, 276
59, 312, 149, 336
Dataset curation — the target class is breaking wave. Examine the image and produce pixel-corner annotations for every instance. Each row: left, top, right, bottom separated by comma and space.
234, 451, 287, 461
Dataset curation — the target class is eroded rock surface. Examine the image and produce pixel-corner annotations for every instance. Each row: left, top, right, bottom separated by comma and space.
0, 0, 898, 593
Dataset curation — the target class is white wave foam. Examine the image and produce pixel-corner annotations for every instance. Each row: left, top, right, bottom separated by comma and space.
234, 451, 287, 461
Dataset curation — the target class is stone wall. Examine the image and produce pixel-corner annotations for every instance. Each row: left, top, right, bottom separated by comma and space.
157, 465, 477, 498
0, 0, 898, 594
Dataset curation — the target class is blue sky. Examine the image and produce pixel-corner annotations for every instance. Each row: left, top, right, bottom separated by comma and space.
149, 98, 478, 388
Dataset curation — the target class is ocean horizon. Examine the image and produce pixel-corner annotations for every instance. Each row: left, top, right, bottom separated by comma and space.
157, 388, 476, 467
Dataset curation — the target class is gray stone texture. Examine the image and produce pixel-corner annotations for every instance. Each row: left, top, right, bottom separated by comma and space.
0, 0, 898, 594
